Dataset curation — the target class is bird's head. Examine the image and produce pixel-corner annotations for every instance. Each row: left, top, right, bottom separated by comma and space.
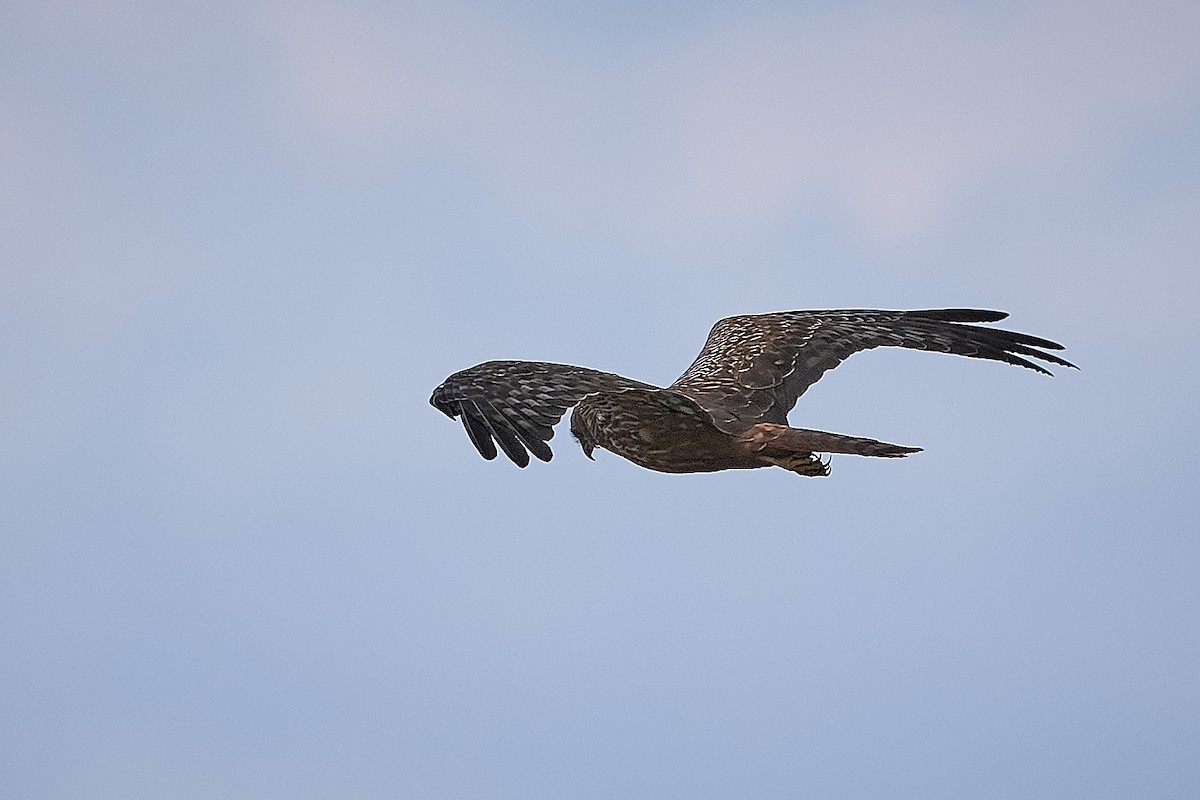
569, 405, 597, 460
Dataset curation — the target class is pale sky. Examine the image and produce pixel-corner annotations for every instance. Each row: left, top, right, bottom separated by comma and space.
3, 2, 1199, 798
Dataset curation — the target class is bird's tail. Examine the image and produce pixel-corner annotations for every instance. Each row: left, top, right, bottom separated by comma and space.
739, 423, 922, 459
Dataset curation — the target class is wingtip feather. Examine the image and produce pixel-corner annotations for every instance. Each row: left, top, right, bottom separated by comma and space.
909, 308, 1009, 323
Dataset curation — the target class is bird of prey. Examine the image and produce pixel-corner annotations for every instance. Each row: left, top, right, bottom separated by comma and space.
430, 308, 1075, 477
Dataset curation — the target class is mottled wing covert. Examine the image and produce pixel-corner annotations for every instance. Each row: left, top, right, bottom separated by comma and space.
670, 309, 1076, 431
430, 360, 655, 467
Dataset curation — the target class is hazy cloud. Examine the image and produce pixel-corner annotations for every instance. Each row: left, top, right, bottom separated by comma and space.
268, 1, 1200, 237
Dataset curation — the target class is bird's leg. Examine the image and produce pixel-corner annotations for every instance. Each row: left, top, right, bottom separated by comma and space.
765, 451, 832, 477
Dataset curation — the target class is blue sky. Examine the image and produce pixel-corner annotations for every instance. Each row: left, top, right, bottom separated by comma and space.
3, 1, 1199, 797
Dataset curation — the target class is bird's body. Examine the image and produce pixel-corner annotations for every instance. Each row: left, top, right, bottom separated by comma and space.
430, 308, 1075, 477
570, 388, 763, 474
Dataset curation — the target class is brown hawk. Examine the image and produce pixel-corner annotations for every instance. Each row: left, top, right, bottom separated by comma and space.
429, 308, 1075, 477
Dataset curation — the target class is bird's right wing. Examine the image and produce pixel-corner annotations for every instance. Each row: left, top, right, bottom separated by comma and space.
670, 309, 1076, 431
430, 360, 656, 467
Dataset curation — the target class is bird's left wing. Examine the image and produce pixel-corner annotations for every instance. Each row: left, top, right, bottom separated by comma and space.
430, 360, 656, 467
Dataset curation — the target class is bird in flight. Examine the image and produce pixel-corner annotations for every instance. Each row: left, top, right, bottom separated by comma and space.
430, 308, 1075, 477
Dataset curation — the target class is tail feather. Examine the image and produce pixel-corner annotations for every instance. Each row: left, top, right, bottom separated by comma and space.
739, 423, 922, 459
